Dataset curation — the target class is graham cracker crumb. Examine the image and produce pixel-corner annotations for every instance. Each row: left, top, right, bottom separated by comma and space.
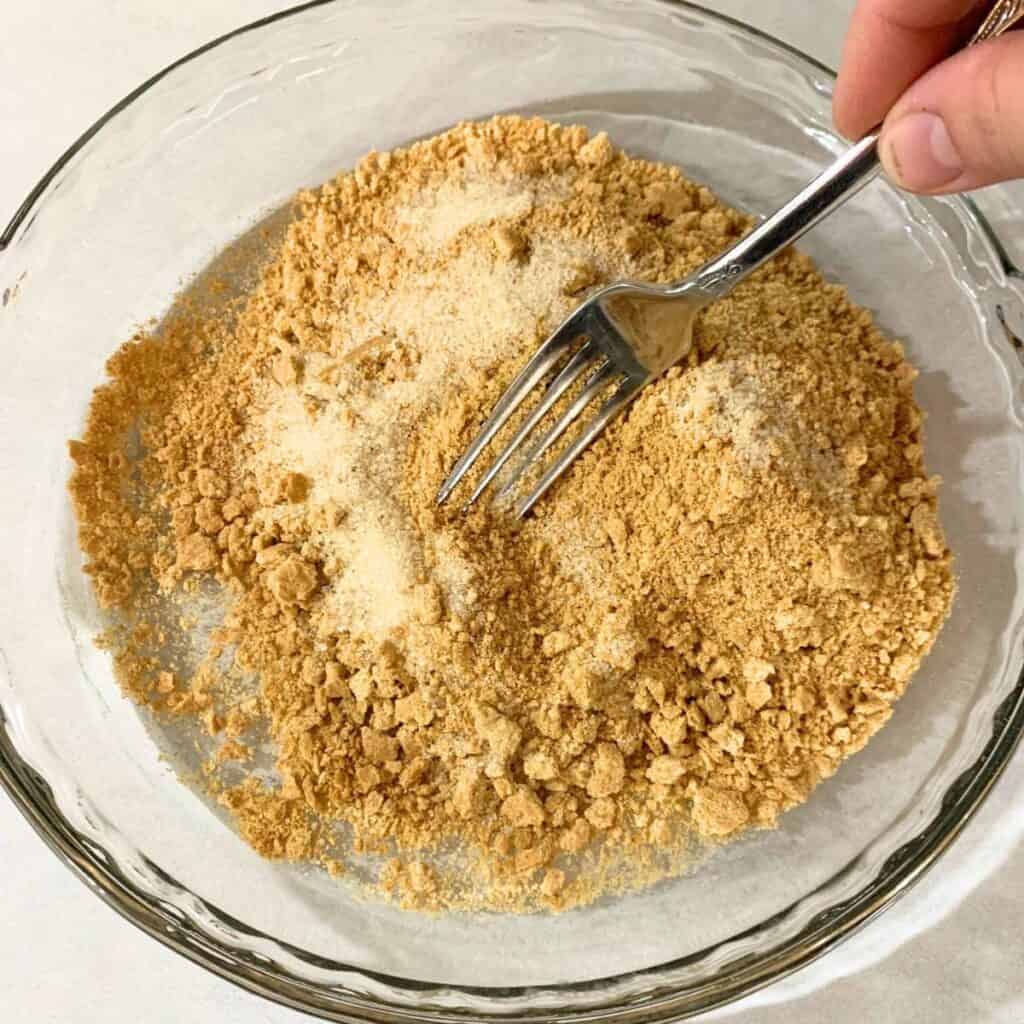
68, 115, 954, 913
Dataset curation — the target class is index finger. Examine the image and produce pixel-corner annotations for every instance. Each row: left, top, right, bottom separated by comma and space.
833, 0, 986, 139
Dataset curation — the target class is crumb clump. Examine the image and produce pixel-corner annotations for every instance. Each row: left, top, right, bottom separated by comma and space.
68, 116, 955, 912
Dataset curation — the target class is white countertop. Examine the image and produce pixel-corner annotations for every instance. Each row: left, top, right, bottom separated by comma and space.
2, 3, 1021, 1021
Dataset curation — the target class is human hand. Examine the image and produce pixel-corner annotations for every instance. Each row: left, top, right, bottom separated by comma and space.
834, 0, 1024, 193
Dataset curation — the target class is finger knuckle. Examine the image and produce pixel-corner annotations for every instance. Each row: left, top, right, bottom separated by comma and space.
959, 47, 1014, 170
992, 51, 1024, 172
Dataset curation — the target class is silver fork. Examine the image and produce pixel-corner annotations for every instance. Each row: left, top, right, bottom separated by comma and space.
437, 0, 1024, 519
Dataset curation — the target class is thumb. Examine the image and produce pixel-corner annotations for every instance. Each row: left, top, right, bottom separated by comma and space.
878, 33, 1024, 194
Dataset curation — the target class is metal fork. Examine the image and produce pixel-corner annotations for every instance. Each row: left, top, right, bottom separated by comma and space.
437, 0, 1024, 518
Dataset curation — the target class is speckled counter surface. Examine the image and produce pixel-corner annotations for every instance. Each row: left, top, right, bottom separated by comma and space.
2, 3, 1020, 1020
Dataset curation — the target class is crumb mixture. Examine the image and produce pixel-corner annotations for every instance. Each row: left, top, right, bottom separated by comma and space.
68, 116, 954, 912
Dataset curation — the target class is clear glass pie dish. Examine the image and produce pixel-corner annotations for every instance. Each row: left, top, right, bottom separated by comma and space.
1, 0, 1023, 1020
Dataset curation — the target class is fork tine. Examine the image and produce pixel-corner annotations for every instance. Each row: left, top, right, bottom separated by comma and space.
495, 360, 617, 502
515, 378, 640, 519
435, 320, 583, 505
464, 341, 599, 508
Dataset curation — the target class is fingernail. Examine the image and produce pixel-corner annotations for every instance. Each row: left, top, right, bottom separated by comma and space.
883, 112, 963, 191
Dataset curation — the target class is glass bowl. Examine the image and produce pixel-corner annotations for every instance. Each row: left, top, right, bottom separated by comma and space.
1, 1, 1023, 1019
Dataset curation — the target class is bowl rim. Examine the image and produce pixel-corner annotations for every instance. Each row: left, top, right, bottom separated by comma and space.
2, 1, 1023, 1021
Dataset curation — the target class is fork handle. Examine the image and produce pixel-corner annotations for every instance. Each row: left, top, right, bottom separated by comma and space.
682, 133, 881, 300
682, 0, 1024, 301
